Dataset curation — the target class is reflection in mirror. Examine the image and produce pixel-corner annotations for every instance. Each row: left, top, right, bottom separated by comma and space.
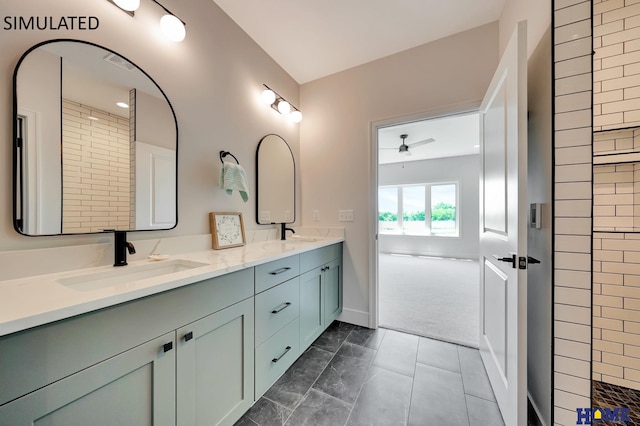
13, 40, 177, 236
256, 134, 295, 225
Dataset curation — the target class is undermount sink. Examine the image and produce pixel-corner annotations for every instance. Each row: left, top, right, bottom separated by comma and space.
287, 236, 320, 243
57, 259, 208, 292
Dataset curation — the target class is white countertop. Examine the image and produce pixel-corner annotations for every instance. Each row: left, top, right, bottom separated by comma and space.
0, 236, 343, 338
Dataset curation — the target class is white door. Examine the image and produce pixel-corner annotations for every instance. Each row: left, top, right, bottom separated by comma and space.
135, 141, 177, 229
478, 21, 527, 426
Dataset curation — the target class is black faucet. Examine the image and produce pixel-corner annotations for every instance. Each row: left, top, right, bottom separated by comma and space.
280, 223, 295, 240
112, 230, 136, 266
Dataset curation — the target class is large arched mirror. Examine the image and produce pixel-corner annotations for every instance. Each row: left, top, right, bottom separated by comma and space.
256, 134, 295, 225
13, 39, 178, 236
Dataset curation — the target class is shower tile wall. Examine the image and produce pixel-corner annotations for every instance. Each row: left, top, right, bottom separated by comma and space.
593, 233, 640, 390
593, 161, 640, 231
593, 0, 640, 131
61, 100, 131, 233
553, 0, 593, 423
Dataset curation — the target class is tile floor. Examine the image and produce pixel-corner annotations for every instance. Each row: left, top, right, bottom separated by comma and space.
235, 321, 505, 426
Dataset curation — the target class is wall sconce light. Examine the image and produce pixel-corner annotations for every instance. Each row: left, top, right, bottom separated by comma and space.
107, 0, 186, 42
261, 84, 303, 123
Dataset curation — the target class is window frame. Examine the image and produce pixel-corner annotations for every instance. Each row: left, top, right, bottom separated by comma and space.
378, 181, 460, 238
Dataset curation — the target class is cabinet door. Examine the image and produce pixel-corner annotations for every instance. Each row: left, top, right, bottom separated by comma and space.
324, 259, 343, 327
299, 267, 324, 350
0, 332, 176, 426
176, 297, 255, 426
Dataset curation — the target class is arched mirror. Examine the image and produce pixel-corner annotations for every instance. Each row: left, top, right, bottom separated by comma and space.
256, 134, 295, 225
13, 39, 178, 236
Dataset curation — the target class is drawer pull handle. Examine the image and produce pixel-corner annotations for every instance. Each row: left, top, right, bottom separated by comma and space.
163, 342, 173, 353
269, 267, 291, 275
184, 332, 193, 342
272, 346, 292, 363
271, 302, 292, 314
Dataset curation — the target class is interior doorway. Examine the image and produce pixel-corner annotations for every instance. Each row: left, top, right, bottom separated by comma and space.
375, 111, 481, 348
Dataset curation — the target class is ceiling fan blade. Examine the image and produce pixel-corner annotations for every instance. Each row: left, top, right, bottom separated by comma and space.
408, 138, 435, 148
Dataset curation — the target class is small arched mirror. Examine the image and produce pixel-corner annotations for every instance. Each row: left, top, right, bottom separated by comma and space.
13, 39, 177, 236
256, 134, 295, 225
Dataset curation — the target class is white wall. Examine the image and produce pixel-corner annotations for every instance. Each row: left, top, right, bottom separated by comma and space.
299, 23, 499, 326
17, 48, 62, 234
378, 154, 480, 259
0, 0, 300, 253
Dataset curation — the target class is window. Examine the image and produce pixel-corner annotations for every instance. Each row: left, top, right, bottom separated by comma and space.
378, 183, 458, 237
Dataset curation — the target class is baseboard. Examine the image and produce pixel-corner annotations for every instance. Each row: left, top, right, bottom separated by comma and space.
338, 308, 369, 328
528, 391, 548, 426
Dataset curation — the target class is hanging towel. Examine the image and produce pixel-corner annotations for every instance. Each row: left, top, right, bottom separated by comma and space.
220, 162, 250, 202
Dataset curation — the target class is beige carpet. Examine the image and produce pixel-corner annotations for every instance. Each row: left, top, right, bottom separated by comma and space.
379, 254, 479, 348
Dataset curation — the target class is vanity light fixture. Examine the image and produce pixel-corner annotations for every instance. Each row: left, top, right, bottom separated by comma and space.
112, 0, 140, 12
107, 0, 186, 42
261, 84, 303, 123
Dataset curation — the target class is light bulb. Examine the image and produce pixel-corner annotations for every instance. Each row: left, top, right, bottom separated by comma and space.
290, 110, 302, 123
113, 0, 140, 11
277, 100, 291, 115
116, 102, 129, 109
261, 89, 276, 105
160, 14, 186, 42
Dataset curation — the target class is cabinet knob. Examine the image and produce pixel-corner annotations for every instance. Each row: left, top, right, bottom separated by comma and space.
184, 332, 193, 342
163, 342, 173, 353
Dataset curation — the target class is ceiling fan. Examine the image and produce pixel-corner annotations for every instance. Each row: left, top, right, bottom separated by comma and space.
382, 134, 435, 156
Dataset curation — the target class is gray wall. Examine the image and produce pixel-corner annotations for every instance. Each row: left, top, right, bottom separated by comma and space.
0, 0, 300, 252
300, 23, 500, 325
378, 154, 480, 259
526, 26, 552, 426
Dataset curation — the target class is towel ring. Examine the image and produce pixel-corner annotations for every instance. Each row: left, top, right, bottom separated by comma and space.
220, 151, 239, 164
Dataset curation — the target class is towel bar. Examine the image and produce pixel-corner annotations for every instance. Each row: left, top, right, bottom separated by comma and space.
219, 151, 240, 164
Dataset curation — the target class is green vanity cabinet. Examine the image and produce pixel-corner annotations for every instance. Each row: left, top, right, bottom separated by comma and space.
0, 268, 254, 426
0, 331, 177, 426
299, 266, 324, 349
177, 297, 254, 426
299, 244, 343, 349
323, 258, 343, 327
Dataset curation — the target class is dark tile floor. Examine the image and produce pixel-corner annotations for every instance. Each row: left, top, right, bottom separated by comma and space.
235, 321, 505, 426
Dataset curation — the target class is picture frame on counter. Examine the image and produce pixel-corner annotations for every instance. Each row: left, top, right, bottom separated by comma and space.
209, 212, 246, 249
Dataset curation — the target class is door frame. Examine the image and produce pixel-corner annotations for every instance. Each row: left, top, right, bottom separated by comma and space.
368, 101, 482, 329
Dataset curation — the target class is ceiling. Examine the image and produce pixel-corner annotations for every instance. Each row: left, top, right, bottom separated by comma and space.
378, 113, 480, 165
212, 0, 505, 84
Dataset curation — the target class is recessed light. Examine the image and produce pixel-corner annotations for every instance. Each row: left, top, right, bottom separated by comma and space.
116, 102, 129, 109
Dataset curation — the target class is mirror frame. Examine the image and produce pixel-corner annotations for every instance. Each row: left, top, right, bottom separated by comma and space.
12, 39, 179, 236
255, 133, 296, 225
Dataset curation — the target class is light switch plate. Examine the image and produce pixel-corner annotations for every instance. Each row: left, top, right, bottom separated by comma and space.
313, 210, 320, 221
339, 209, 354, 222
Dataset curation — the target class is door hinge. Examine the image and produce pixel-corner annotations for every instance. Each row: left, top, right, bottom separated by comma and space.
16, 137, 23, 149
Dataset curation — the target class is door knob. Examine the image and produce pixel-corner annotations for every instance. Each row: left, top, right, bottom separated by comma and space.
493, 254, 516, 268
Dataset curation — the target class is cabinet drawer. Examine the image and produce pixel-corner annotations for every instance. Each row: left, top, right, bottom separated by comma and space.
300, 243, 342, 273
255, 256, 299, 293
255, 318, 300, 398
255, 278, 300, 345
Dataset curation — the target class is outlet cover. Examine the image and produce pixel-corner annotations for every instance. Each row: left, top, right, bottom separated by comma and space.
313, 210, 320, 221
338, 209, 354, 222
